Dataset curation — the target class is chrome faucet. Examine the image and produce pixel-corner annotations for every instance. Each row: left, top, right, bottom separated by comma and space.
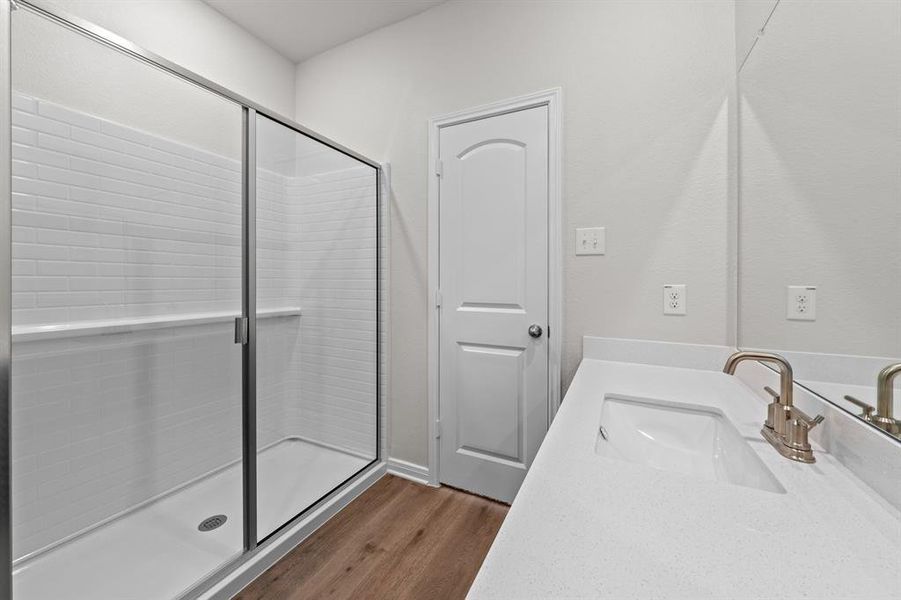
723, 351, 823, 463
873, 363, 901, 435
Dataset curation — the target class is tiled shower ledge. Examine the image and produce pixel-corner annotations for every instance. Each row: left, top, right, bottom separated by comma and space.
12, 307, 302, 342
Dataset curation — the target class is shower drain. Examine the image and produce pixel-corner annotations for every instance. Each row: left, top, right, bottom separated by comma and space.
198, 514, 228, 532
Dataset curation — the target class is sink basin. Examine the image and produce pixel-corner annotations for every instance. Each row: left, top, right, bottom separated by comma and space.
595, 395, 785, 493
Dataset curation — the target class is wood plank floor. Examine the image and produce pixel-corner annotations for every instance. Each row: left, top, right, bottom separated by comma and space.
236, 475, 509, 600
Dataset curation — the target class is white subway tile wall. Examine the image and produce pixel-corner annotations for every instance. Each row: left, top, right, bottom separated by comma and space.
10, 94, 378, 560
12, 327, 246, 559
288, 169, 378, 458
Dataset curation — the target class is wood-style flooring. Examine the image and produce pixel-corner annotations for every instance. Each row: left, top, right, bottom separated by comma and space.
236, 474, 509, 600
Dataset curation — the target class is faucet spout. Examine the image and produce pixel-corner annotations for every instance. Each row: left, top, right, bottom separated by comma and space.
873, 363, 901, 435
723, 351, 793, 408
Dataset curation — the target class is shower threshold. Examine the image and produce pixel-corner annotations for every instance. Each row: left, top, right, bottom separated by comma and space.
12, 438, 372, 600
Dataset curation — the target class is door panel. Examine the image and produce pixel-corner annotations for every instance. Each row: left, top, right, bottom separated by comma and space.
457, 342, 525, 464
438, 106, 549, 503
458, 141, 528, 308
10, 8, 244, 599
254, 114, 378, 543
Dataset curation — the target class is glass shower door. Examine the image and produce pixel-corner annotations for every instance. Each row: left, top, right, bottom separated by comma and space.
10, 8, 245, 599
255, 114, 378, 542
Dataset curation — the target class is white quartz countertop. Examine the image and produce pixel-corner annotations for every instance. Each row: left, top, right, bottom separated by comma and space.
468, 359, 901, 599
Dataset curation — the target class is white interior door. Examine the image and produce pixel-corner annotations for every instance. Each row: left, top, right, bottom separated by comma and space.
438, 106, 549, 503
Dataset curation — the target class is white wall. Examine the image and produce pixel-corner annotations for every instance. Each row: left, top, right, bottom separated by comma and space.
293, 0, 736, 466
41, 0, 296, 117
12, 5, 244, 160
734, 0, 779, 69
738, 0, 901, 360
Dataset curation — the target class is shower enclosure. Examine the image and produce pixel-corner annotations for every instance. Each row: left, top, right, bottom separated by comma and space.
0, 1, 382, 598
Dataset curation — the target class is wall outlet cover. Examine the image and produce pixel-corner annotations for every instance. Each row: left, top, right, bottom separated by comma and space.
663, 284, 686, 315
575, 227, 605, 255
787, 285, 816, 321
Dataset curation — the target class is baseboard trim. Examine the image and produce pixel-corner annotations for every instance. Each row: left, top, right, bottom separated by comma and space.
387, 458, 432, 486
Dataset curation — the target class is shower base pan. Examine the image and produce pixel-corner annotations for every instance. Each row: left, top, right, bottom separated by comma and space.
13, 438, 372, 600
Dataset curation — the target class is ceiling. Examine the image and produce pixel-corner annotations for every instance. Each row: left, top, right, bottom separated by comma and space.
203, 0, 446, 63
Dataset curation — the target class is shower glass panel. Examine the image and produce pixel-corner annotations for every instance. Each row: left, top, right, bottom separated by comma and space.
10, 8, 244, 599
255, 114, 378, 542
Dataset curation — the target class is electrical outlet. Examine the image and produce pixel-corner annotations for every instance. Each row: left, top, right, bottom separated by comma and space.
575, 227, 605, 255
663, 284, 686, 315
787, 286, 816, 321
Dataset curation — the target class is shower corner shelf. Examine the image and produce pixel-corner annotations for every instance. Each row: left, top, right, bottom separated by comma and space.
11, 307, 302, 342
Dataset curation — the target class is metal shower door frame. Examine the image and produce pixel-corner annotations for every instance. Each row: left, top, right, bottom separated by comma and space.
0, 1, 12, 598
241, 107, 259, 553
1, 0, 383, 596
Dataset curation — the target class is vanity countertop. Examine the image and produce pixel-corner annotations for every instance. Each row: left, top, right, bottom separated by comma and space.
467, 359, 901, 599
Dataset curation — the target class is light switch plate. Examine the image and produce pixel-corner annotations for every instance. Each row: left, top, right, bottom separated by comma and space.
663, 284, 686, 315
575, 227, 605, 255
787, 285, 816, 321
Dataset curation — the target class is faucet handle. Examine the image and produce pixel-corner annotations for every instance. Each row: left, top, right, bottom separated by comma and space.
843, 394, 875, 419
781, 412, 823, 463
762, 387, 777, 431
790, 406, 824, 429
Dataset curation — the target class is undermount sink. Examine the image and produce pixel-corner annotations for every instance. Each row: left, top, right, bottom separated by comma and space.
595, 394, 785, 493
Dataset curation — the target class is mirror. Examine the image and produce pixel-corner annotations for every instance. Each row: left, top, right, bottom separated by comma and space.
737, 0, 900, 437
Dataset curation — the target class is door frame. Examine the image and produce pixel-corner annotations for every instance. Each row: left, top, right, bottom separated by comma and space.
427, 88, 563, 487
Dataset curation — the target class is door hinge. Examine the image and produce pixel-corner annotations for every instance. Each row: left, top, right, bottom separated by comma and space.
234, 316, 248, 345
435, 419, 442, 439
435, 289, 442, 309
435, 159, 443, 178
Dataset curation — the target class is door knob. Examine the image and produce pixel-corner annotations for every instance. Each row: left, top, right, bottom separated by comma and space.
528, 324, 543, 338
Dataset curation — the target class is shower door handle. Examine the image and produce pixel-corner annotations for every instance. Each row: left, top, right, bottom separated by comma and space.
234, 317, 248, 345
